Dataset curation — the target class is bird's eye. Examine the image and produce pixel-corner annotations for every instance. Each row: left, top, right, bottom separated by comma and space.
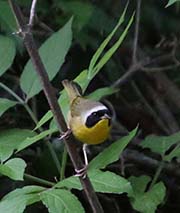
92, 112, 97, 116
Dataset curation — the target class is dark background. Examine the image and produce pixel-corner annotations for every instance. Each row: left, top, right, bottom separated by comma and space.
1, 0, 180, 212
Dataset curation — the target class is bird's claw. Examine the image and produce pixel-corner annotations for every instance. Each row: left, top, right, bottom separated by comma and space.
74, 165, 88, 179
59, 129, 72, 140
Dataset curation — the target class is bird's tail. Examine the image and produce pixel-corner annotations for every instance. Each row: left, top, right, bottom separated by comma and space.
62, 79, 81, 102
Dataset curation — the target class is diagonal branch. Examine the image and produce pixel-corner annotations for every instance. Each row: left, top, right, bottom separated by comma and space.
8, 1, 103, 212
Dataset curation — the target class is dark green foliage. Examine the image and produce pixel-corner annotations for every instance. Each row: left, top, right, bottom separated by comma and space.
1, 0, 180, 212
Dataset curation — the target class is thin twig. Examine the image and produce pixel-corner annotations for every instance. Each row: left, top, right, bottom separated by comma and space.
112, 51, 179, 88
29, 0, 37, 26
112, 59, 149, 87
8, 1, 103, 212
153, 72, 180, 110
113, 0, 142, 88
141, 63, 180, 72
131, 82, 170, 134
146, 84, 180, 133
38, 20, 54, 33
123, 148, 180, 178
132, 0, 141, 63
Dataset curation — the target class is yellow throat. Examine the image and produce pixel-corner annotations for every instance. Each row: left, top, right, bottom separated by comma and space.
71, 118, 111, 145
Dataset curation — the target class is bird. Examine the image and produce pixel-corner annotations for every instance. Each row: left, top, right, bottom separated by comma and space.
62, 79, 112, 170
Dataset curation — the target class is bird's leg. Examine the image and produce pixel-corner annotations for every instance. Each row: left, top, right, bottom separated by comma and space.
59, 128, 72, 140
83, 144, 88, 166
75, 144, 88, 178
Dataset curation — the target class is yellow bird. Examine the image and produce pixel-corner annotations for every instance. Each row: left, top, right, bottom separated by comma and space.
62, 79, 112, 146
62, 80, 112, 170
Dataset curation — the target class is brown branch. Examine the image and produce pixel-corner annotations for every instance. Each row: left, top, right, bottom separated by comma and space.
112, 58, 150, 87
112, 52, 180, 88
8, 1, 103, 212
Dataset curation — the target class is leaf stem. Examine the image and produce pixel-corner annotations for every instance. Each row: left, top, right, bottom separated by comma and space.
0, 82, 24, 103
24, 103, 39, 124
60, 146, 68, 180
149, 160, 165, 190
46, 140, 61, 172
24, 173, 55, 187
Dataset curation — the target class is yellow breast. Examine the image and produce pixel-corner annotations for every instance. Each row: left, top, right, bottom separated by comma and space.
71, 118, 111, 145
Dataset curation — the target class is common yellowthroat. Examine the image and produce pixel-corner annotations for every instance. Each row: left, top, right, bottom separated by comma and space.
62, 80, 112, 145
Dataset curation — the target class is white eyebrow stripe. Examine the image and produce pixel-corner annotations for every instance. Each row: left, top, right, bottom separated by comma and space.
83, 105, 108, 121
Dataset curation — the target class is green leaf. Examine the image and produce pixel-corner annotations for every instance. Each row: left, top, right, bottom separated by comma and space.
88, 3, 128, 77
128, 175, 151, 196
56, 170, 132, 194
91, 13, 134, 79
0, 98, 17, 117
129, 176, 166, 213
3, 185, 44, 201
20, 17, 73, 99
34, 110, 53, 130
0, 158, 26, 180
0, 36, 16, 76
89, 170, 132, 194
87, 86, 119, 101
0, 1, 17, 32
17, 128, 56, 152
40, 189, 85, 213
72, 69, 89, 92
166, 0, 180, 7
61, 1, 93, 31
140, 131, 180, 156
0, 197, 27, 213
0, 129, 36, 163
55, 176, 82, 190
88, 127, 138, 170
0, 186, 44, 213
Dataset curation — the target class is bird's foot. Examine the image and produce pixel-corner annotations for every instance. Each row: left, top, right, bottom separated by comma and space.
59, 128, 72, 140
74, 165, 88, 179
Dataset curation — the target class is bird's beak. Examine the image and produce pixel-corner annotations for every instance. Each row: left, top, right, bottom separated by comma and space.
101, 114, 111, 120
